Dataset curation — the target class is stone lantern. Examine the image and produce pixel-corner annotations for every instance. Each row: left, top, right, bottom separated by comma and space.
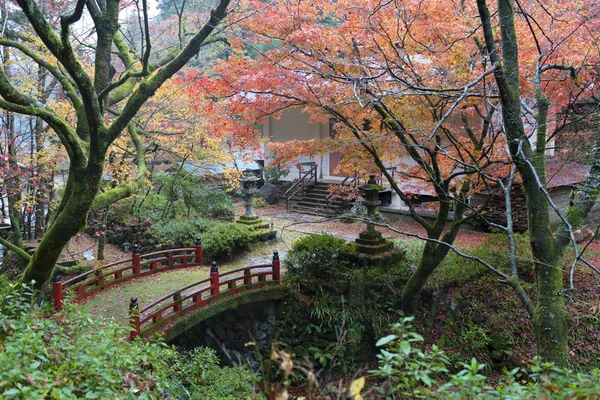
239, 169, 261, 218
355, 174, 393, 254
237, 169, 272, 233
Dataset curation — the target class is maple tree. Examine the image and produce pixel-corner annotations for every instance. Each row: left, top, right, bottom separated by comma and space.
201, 0, 599, 365
0, 0, 233, 288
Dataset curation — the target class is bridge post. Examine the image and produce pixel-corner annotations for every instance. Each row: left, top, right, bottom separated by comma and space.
132, 244, 141, 275
273, 251, 280, 281
52, 275, 63, 311
129, 296, 140, 340
173, 292, 182, 312
195, 236, 202, 265
210, 261, 219, 297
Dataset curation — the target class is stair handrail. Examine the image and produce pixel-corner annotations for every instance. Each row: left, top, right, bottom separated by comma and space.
325, 171, 359, 206
285, 163, 318, 210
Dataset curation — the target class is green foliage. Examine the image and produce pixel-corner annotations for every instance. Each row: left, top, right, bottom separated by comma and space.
285, 234, 358, 280
92, 181, 236, 251
186, 186, 235, 222
0, 282, 261, 399
202, 223, 253, 259
371, 316, 450, 397
264, 164, 290, 184
395, 232, 533, 288
0, 282, 172, 398
167, 348, 263, 400
371, 317, 600, 398
154, 217, 214, 247
394, 238, 425, 268
253, 196, 267, 209
132, 192, 175, 222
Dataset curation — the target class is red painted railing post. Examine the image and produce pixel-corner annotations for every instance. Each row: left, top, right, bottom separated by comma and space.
273, 251, 280, 281
129, 296, 140, 340
132, 244, 141, 275
195, 236, 202, 265
52, 275, 63, 311
210, 261, 219, 297
173, 292, 182, 312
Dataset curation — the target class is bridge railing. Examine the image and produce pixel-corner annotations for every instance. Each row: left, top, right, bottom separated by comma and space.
52, 237, 204, 311
129, 251, 281, 340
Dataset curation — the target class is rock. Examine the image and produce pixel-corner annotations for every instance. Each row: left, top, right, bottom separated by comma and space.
225, 312, 237, 323
227, 329, 236, 341
267, 315, 278, 325
260, 183, 279, 204
215, 325, 227, 340
254, 330, 267, 341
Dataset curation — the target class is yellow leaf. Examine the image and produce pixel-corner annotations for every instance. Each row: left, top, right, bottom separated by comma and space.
349, 376, 365, 399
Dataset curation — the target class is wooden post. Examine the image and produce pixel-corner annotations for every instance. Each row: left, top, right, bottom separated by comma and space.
173, 292, 182, 312
132, 244, 141, 275
52, 275, 63, 311
210, 261, 219, 297
273, 251, 280, 281
244, 269, 252, 286
95, 270, 104, 286
195, 236, 202, 265
129, 296, 140, 340
168, 251, 174, 269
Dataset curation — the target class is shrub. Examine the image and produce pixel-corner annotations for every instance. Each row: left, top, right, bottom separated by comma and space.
0, 282, 262, 399
264, 164, 290, 184
188, 186, 235, 222
154, 217, 214, 247
253, 196, 267, 209
285, 234, 358, 280
202, 223, 253, 260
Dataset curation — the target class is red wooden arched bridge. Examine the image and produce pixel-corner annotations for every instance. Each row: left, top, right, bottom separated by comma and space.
51, 240, 283, 340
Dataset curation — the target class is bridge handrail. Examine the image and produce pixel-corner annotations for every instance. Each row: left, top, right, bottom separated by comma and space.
139, 286, 213, 327
218, 264, 273, 279
140, 248, 195, 261
140, 277, 212, 314
129, 251, 281, 340
52, 238, 203, 311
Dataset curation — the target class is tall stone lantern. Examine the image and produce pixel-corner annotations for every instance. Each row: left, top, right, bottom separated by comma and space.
237, 169, 270, 231
240, 169, 261, 218
355, 174, 393, 254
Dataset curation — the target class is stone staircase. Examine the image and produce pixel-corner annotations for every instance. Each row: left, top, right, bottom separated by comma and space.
289, 182, 350, 216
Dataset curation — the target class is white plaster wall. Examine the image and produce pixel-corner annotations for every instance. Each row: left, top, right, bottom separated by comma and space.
264, 108, 329, 180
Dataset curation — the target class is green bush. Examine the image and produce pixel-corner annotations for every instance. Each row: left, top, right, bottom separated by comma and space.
253, 196, 267, 209
285, 234, 358, 280
264, 164, 290, 184
0, 282, 262, 399
154, 217, 214, 247
202, 223, 253, 260
187, 186, 235, 222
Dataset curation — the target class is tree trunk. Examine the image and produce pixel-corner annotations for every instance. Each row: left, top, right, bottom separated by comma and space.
401, 240, 452, 314
22, 162, 104, 288
526, 183, 569, 363
476, 0, 570, 365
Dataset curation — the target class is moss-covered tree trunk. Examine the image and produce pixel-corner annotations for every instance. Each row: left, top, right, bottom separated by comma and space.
477, 0, 570, 364
22, 160, 105, 287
